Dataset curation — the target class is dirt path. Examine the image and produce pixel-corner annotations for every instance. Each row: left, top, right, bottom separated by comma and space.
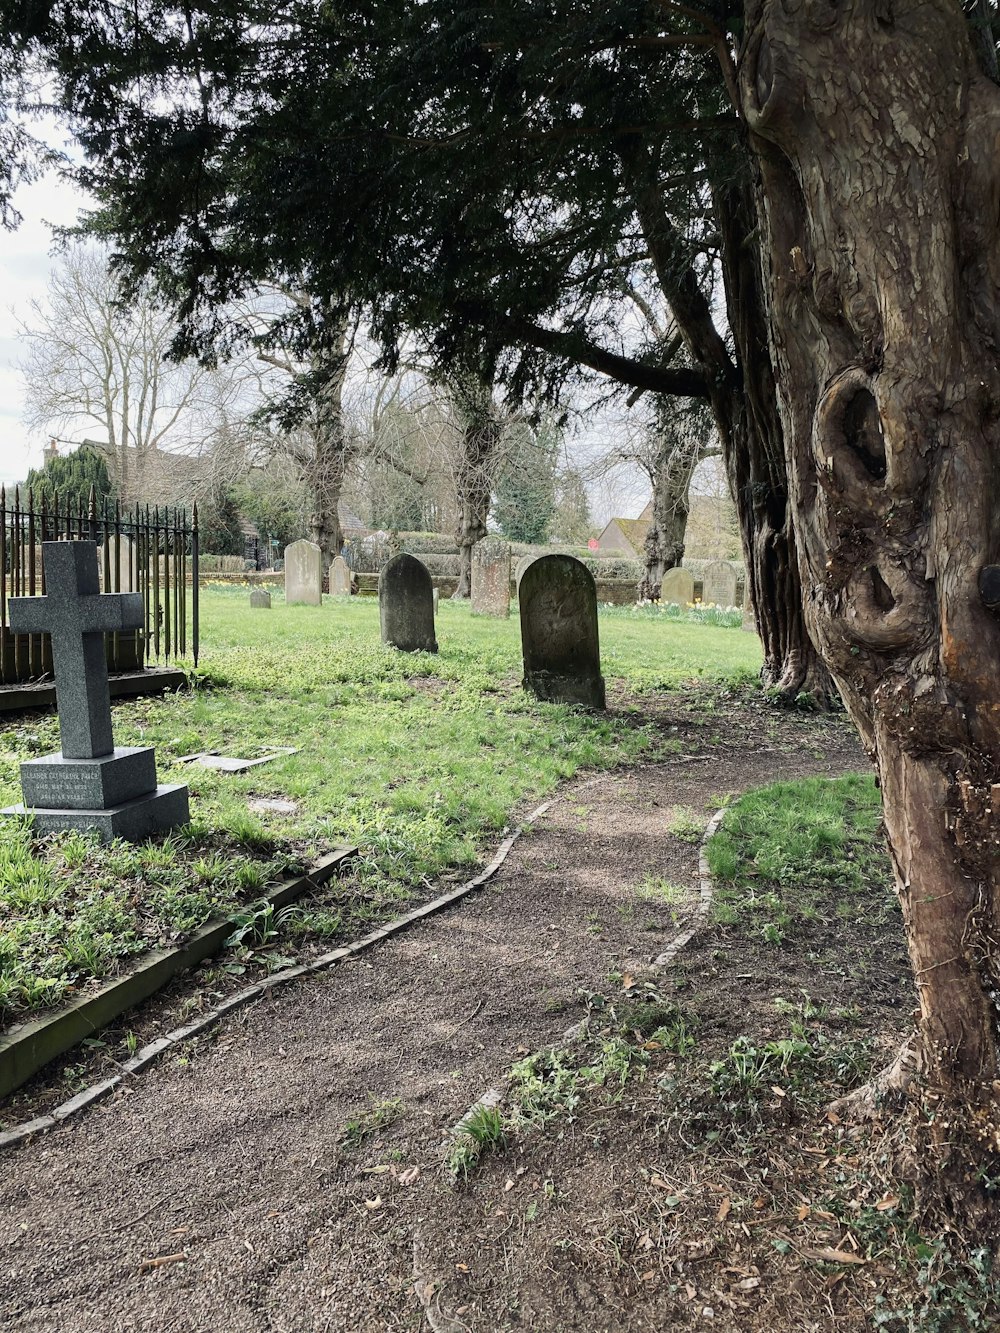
0, 701, 866, 1333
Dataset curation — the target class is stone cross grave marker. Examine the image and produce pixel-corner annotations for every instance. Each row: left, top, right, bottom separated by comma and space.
284, 539, 323, 605
471, 539, 511, 617
702, 560, 738, 608
519, 554, 605, 709
379, 554, 438, 653
329, 555, 352, 596
660, 566, 694, 608
1, 541, 190, 842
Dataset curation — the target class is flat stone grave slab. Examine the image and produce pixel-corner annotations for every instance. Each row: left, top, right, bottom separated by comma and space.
247, 797, 299, 816
178, 746, 298, 773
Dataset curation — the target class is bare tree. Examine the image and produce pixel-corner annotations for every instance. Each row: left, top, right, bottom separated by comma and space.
18, 245, 218, 503
243, 290, 357, 568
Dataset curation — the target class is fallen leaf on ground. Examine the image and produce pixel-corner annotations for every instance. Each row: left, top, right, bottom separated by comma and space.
717, 1198, 731, 1222
875, 1195, 900, 1211
807, 1248, 866, 1266
363, 1196, 382, 1210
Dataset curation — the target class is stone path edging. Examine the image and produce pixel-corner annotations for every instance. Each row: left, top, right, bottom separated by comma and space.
0, 803, 553, 1152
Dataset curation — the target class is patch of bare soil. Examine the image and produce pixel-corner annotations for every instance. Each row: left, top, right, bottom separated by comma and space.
0, 690, 888, 1333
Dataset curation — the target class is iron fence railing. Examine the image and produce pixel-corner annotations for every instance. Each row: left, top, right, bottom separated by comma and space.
0, 486, 199, 685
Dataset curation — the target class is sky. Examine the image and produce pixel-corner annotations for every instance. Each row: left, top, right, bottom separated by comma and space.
0, 164, 88, 489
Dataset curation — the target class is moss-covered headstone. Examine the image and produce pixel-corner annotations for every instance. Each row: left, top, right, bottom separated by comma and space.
519, 555, 605, 709
379, 554, 438, 653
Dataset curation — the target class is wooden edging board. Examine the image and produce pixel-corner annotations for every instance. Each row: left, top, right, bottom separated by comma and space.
0, 845, 357, 1101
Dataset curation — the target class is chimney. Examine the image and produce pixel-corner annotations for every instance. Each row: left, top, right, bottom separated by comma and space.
43, 439, 60, 466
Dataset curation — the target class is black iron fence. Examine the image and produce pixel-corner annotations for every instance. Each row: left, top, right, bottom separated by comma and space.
0, 486, 199, 685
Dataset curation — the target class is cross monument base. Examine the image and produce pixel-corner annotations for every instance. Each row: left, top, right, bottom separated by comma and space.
19, 745, 158, 811
3, 783, 190, 845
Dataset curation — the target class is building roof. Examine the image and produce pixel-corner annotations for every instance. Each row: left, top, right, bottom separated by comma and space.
613, 517, 652, 554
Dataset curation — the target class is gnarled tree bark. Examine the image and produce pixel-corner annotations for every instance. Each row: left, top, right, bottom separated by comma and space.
626, 149, 833, 700
638, 402, 704, 602
740, 0, 1000, 1212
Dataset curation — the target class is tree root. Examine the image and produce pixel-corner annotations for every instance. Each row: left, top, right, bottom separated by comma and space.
830, 1035, 921, 1122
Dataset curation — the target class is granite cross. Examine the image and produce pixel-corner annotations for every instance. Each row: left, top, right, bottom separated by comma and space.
8, 541, 144, 760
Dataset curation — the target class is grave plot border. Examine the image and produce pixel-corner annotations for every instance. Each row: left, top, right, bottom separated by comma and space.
0, 804, 552, 1148
0, 845, 357, 1103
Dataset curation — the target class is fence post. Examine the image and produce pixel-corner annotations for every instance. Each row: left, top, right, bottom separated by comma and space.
192, 502, 200, 669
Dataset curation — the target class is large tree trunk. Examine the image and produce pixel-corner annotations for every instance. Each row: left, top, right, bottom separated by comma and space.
306, 315, 351, 569
448, 374, 501, 599
639, 412, 700, 601
714, 177, 833, 700
626, 152, 833, 701
740, 0, 1000, 1213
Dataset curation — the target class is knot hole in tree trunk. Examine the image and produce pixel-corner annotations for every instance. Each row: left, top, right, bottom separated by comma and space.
815, 369, 887, 491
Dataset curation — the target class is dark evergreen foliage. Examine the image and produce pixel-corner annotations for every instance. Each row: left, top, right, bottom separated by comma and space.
0, 0, 736, 403
495, 422, 558, 544
23, 445, 117, 512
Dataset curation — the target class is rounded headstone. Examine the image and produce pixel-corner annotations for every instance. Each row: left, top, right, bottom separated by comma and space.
519, 554, 605, 710
660, 566, 695, 608
249, 589, 272, 609
284, 539, 323, 605
379, 554, 438, 653
702, 559, 738, 608
515, 554, 541, 589
330, 555, 352, 596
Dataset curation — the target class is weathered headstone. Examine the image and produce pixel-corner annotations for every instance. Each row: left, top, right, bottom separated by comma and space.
329, 555, 352, 596
379, 554, 438, 653
284, 539, 323, 605
1, 541, 189, 842
703, 560, 738, 608
98, 535, 139, 592
471, 539, 511, 618
433, 587, 440, 617
519, 555, 605, 709
249, 589, 272, 609
660, 567, 695, 608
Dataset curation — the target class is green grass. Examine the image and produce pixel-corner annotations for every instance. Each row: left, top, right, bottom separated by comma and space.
0, 591, 762, 1028
705, 773, 893, 944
